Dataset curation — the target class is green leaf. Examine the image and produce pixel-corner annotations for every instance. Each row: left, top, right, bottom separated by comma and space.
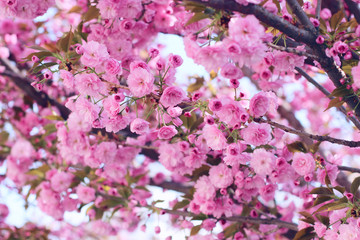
99, 198, 127, 208
27, 164, 50, 178
223, 223, 240, 239
293, 227, 314, 240
351, 176, 360, 194
0, 131, 9, 145
173, 199, 190, 210
190, 225, 201, 236
57, 31, 74, 53
189, 165, 210, 181
43, 124, 57, 137
330, 11, 344, 30
187, 76, 205, 93
185, 12, 208, 27
309, 187, 333, 195
313, 195, 333, 207
328, 85, 352, 98
83, 6, 99, 22
324, 97, 344, 111
314, 197, 348, 213
315, 214, 330, 226
191, 213, 207, 221
287, 141, 308, 153
44, 115, 63, 121
334, 186, 346, 194
180, 112, 197, 130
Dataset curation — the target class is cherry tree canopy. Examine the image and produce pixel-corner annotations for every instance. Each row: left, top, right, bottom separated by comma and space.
2, 0, 360, 239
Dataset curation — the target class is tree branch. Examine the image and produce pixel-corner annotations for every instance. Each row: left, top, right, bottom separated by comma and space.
0, 69, 70, 120
286, 0, 317, 35
267, 42, 319, 60
255, 118, 360, 147
149, 179, 192, 194
316, 0, 322, 19
344, 0, 360, 24
338, 165, 360, 173
295, 67, 360, 130
154, 207, 298, 231
183, 0, 316, 45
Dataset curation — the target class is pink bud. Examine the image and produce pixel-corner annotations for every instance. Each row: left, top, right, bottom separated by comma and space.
316, 36, 324, 44
230, 79, 239, 88
154, 226, 161, 234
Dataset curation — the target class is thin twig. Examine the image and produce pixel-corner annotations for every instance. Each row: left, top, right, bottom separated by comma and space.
267, 42, 320, 60
255, 118, 360, 148
316, 0, 322, 20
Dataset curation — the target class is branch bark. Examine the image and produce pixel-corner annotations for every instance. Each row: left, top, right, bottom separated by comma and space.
256, 118, 360, 147
154, 207, 298, 231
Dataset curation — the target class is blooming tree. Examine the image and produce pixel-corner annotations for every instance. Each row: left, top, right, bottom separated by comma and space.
3, 0, 360, 239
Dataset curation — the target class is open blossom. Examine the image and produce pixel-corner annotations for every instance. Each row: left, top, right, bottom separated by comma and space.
77, 185, 96, 204
209, 163, 233, 189
194, 176, 216, 201
292, 152, 315, 176
242, 123, 272, 146
75, 73, 107, 97
249, 91, 270, 118
158, 125, 177, 139
104, 58, 122, 75
160, 86, 186, 108
80, 41, 109, 67
59, 70, 75, 90
130, 118, 150, 135
202, 124, 227, 150
127, 68, 154, 97
220, 63, 243, 79
50, 172, 74, 192
251, 149, 275, 177
216, 98, 248, 126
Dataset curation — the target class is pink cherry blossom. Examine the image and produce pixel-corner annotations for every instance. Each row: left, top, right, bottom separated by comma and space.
160, 86, 187, 108
242, 123, 272, 146
292, 152, 315, 176
209, 163, 233, 189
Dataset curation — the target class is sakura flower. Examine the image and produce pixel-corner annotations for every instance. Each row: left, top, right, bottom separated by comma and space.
250, 148, 275, 177
160, 86, 186, 108
77, 185, 96, 204
202, 124, 227, 150
50, 171, 74, 192
158, 125, 177, 139
75, 73, 107, 97
292, 152, 315, 176
80, 41, 109, 68
127, 68, 154, 97
209, 163, 233, 189
249, 91, 270, 118
130, 118, 150, 135
242, 123, 272, 146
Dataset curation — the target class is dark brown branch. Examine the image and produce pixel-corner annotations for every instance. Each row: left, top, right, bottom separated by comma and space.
155, 207, 298, 231
256, 118, 360, 147
338, 165, 360, 173
0, 69, 70, 120
344, 0, 360, 24
149, 179, 192, 194
286, 0, 317, 35
184, 0, 316, 45
316, 0, 322, 19
295, 67, 360, 130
